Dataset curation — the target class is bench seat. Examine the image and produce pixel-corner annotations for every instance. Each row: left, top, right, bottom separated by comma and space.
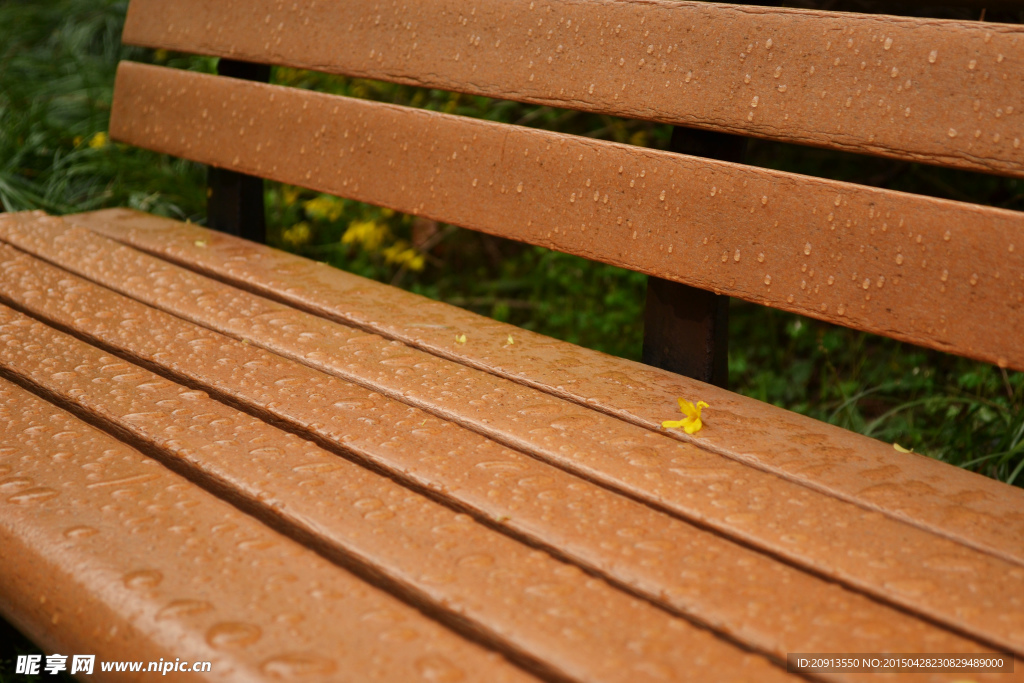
1, 209, 1021, 681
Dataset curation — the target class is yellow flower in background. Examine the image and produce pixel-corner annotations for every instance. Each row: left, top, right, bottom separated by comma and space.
455, 334, 467, 344
154, 49, 168, 62
382, 241, 425, 272
282, 186, 301, 207
662, 399, 709, 434
282, 222, 312, 247
88, 132, 108, 149
342, 220, 389, 251
303, 195, 345, 222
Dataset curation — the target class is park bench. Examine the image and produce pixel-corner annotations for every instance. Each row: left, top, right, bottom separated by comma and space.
2, 0, 1024, 680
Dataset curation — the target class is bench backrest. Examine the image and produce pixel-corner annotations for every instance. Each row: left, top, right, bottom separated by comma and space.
109, 0, 1024, 375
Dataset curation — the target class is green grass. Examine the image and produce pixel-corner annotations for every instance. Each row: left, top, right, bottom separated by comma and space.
1, 0, 1022, 486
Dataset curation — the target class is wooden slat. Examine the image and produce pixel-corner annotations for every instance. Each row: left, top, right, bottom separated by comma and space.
0, 379, 535, 683
0, 241, 1006, 679
0, 304, 798, 683
112, 61, 1024, 365
121, 0, 1024, 176
4, 213, 1023, 658
70, 209, 1024, 570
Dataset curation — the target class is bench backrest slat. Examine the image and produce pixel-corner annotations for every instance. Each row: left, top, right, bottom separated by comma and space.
122, 0, 1024, 176
110, 62, 1024, 372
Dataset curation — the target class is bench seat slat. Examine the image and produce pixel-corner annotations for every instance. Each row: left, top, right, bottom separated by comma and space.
0, 303, 798, 683
109, 63, 1024, 373
72, 208, 1024, 573
121, 0, 1024, 176
70, 208, 1024, 572
3, 213, 1023, 659
0, 238, 1006, 674
0, 380, 535, 683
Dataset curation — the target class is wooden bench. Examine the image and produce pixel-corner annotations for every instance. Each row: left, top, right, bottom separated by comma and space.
1, 0, 1023, 680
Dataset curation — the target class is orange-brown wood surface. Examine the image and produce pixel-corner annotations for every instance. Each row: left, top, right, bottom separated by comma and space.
0, 302, 802, 683
109, 63, 1024, 372
0, 380, 535, 683
121, 0, 1024, 176
70, 209, 1024, 573
0, 238, 1010, 679
3, 212, 1022, 661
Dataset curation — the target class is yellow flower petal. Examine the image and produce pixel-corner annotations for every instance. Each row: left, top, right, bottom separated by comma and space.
665, 398, 710, 433
455, 334, 467, 344
893, 443, 913, 453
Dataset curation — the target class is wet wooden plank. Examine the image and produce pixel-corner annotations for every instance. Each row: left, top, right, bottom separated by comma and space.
0, 241, 1009, 679
57, 209, 1024, 569
121, 0, 1024, 176
0, 379, 536, 683
0, 304, 798, 683
3, 213, 1023, 659
109, 63, 1024, 372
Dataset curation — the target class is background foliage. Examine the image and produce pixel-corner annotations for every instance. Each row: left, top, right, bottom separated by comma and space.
1, 0, 1022, 486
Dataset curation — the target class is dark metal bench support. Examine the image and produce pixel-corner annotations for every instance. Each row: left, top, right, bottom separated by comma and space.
206, 60, 271, 243
641, 127, 747, 388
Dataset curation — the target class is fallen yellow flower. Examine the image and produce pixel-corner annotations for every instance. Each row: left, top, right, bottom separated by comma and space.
893, 443, 913, 453
455, 334, 467, 344
662, 399, 709, 434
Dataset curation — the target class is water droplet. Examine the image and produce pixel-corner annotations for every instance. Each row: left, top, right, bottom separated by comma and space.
890, 67, 899, 78
838, 304, 846, 315
207, 622, 262, 649
569, 192, 576, 203
761, 195, 768, 206
928, 50, 938, 64
970, 273, 979, 286
710, 186, 717, 197
948, 128, 958, 138
516, 182, 523, 193
827, 275, 835, 285
7, 487, 58, 505
941, 270, 949, 282
750, 95, 759, 108
804, 243, 812, 256
763, 274, 772, 285
884, 37, 893, 50
968, 59, 977, 70
733, 249, 741, 262
157, 600, 213, 620
862, 278, 871, 289
659, 190, 666, 201
778, 84, 787, 93
895, 254, 904, 265
124, 569, 163, 589
757, 253, 764, 262
765, 38, 773, 49
876, 276, 885, 288
261, 654, 337, 678
744, 73, 751, 84
944, 231, 951, 241
64, 526, 99, 539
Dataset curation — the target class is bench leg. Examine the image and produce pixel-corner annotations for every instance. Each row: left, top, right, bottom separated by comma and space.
206, 60, 271, 243
641, 127, 746, 388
